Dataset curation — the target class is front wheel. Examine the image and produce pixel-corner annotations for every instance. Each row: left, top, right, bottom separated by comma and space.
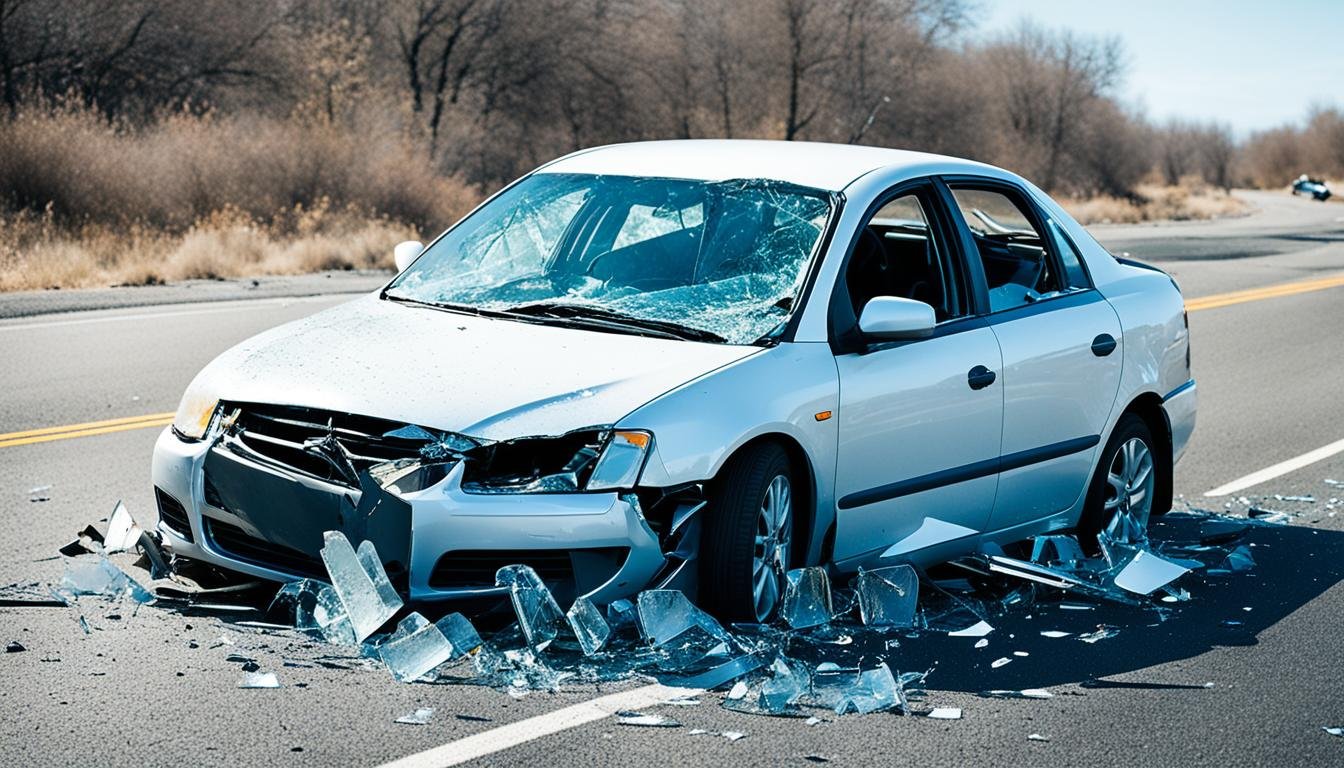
1077, 414, 1158, 553
699, 443, 795, 622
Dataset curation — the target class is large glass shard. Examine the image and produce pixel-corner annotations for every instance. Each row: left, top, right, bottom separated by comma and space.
1210, 544, 1255, 574
1029, 535, 1087, 565
636, 590, 732, 646
855, 565, 918, 627
271, 579, 356, 645
319, 531, 402, 642
834, 663, 903, 715
103, 501, 142, 554
758, 657, 807, 714
1111, 550, 1190, 595
566, 596, 611, 655
781, 567, 833, 629
60, 555, 153, 603
379, 611, 478, 683
472, 644, 569, 691
496, 565, 566, 650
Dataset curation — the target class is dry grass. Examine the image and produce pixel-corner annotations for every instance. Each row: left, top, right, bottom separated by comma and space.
0, 107, 481, 291
0, 204, 418, 291
1061, 180, 1250, 225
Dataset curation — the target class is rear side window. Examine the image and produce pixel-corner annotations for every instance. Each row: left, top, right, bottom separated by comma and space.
1045, 219, 1091, 288
947, 186, 1073, 312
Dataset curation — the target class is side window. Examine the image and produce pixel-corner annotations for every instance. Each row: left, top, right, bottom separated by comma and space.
844, 192, 964, 322
947, 186, 1066, 312
1045, 218, 1091, 288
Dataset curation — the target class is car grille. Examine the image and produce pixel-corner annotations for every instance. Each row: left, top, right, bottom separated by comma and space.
429, 548, 627, 589
154, 487, 193, 542
223, 402, 436, 487
205, 518, 326, 579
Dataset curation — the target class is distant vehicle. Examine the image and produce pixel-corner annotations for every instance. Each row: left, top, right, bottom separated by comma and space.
154, 140, 1196, 622
1292, 175, 1332, 201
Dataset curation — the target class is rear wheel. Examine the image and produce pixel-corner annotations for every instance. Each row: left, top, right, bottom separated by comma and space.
699, 442, 794, 622
1077, 414, 1158, 552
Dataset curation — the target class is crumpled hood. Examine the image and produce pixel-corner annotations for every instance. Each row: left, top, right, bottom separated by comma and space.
194, 295, 758, 440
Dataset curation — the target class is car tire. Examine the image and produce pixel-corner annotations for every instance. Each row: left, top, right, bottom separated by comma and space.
1076, 413, 1159, 554
699, 442, 794, 623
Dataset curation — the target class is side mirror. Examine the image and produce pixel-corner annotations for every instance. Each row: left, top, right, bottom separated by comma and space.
857, 296, 936, 340
393, 240, 424, 272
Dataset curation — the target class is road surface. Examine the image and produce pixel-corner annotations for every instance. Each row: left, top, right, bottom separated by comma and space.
1, 190, 1342, 767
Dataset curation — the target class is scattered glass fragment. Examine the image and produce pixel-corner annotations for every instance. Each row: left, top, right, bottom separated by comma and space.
1040, 631, 1071, 638
78, 616, 92, 634
271, 580, 356, 645
6, 641, 25, 653
498, 565, 566, 651
983, 689, 1053, 699
239, 671, 281, 688
28, 485, 52, 502
395, 707, 435, 725
1013, 651, 1029, 657
1322, 727, 1342, 737
566, 596, 611, 655
855, 565, 918, 627
805, 716, 822, 726
1078, 627, 1119, 643
974, 638, 989, 649
1274, 495, 1313, 503
722, 731, 746, 741
1212, 545, 1256, 574
1247, 507, 1291, 524
666, 697, 701, 706
1059, 602, 1094, 611
781, 567, 833, 629
102, 501, 143, 554
379, 612, 478, 683
615, 711, 680, 727
928, 707, 962, 719
948, 620, 994, 637
1112, 550, 1190, 595
60, 555, 153, 603
1027, 733, 1050, 742
991, 657, 1012, 668
728, 681, 749, 700
319, 531, 402, 642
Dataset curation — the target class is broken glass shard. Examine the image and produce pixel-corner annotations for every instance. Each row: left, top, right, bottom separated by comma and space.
881, 518, 977, 558
103, 501, 142, 554
636, 590, 732, 647
1078, 627, 1119, 643
855, 565, 918, 627
496, 565, 566, 651
1323, 727, 1342, 737
1112, 550, 1190, 595
756, 657, 806, 714
271, 579, 356, 645
566, 596, 610, 655
60, 555, 153, 603
395, 707, 435, 725
1027, 733, 1050, 742
615, 711, 680, 727
991, 657, 1012, 668
928, 707, 962, 719
1029, 535, 1087, 565
379, 612, 478, 683
835, 663, 903, 715
780, 567, 833, 629
319, 531, 402, 642
239, 671, 281, 688
948, 620, 994, 637
1211, 545, 1255, 574
1040, 631, 1071, 638
983, 689, 1052, 699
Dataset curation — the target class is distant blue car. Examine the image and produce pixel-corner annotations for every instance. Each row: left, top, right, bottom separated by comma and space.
1292, 175, 1331, 201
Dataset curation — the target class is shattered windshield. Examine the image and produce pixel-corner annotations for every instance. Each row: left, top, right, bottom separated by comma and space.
384, 173, 834, 344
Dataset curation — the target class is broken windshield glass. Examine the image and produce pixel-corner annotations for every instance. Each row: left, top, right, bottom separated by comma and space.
384, 174, 834, 345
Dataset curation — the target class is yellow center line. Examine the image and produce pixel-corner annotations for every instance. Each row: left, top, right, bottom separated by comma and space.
0, 413, 174, 449
1186, 272, 1344, 312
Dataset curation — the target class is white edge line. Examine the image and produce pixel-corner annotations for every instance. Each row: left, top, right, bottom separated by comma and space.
376, 683, 701, 768
0, 293, 360, 332
1204, 437, 1344, 496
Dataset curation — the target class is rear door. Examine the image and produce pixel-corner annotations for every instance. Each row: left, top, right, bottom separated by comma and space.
831, 182, 1003, 568
942, 179, 1123, 529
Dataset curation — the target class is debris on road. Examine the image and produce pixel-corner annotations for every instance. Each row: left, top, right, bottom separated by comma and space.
394, 707, 435, 725
616, 711, 681, 728
927, 707, 962, 719
239, 671, 281, 688
27, 484, 52, 502
6, 641, 25, 653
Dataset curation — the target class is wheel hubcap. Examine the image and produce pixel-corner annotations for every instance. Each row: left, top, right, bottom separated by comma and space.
752, 474, 793, 621
1102, 437, 1155, 545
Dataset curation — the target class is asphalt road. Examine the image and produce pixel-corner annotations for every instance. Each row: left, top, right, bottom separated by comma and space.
2, 190, 1343, 767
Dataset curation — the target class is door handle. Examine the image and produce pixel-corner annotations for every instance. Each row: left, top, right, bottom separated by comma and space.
1091, 333, 1117, 357
967, 365, 996, 390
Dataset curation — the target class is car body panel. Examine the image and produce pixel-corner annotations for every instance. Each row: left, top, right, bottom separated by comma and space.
153, 139, 1195, 605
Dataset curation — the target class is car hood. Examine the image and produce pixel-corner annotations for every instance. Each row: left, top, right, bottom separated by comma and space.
194, 294, 759, 440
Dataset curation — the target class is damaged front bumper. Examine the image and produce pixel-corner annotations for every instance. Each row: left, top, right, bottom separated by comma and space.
150, 426, 679, 605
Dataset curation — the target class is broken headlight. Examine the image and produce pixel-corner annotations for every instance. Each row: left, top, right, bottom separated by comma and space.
171, 381, 220, 441
460, 429, 653, 494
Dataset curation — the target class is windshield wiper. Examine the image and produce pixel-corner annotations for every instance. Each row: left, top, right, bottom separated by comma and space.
383, 293, 524, 321
505, 301, 726, 343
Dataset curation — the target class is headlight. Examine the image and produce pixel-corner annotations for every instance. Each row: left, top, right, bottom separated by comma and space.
586, 431, 653, 491
460, 429, 653, 494
172, 382, 220, 441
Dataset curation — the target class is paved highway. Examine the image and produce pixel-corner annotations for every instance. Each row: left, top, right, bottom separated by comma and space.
1, 190, 1342, 766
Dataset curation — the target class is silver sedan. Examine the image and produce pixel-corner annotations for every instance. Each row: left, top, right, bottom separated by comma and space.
153, 140, 1196, 622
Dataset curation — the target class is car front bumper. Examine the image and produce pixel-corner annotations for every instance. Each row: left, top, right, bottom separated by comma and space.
150, 427, 672, 604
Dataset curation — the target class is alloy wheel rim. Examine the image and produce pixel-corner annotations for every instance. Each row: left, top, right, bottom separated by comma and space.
1102, 437, 1155, 545
752, 474, 793, 621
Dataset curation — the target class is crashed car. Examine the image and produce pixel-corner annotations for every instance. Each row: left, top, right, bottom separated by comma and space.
1291, 174, 1332, 201
153, 140, 1196, 622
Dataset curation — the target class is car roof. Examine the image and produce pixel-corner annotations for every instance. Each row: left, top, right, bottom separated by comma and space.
538, 139, 1002, 192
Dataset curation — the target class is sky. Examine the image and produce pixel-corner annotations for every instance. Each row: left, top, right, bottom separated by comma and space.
979, 0, 1344, 136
